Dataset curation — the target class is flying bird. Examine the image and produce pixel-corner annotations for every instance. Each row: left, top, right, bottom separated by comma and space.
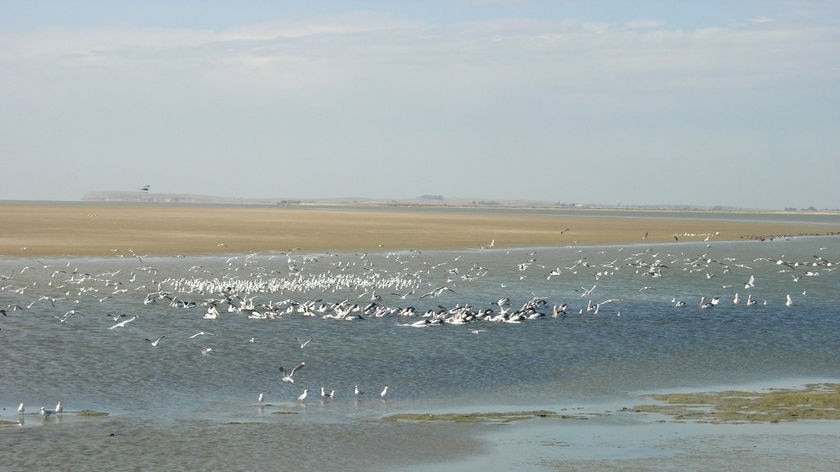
279, 362, 305, 383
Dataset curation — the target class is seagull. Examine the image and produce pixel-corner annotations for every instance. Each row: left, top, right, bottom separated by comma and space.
40, 406, 55, 417
380, 385, 389, 400
188, 331, 214, 339
785, 294, 793, 307
145, 335, 165, 347
297, 389, 308, 402
55, 401, 63, 414
419, 286, 455, 299
201, 346, 214, 355
258, 393, 264, 405
744, 274, 755, 289
354, 385, 364, 396
108, 315, 137, 329
17, 403, 24, 415
320, 386, 334, 399
295, 336, 312, 349
54, 309, 80, 323
279, 362, 305, 383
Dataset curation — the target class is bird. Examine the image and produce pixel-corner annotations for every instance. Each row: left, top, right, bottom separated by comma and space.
279, 362, 305, 383
297, 389, 308, 402
188, 331, 214, 339
140, 185, 150, 192
55, 401, 63, 414
785, 294, 793, 307
419, 286, 455, 299
108, 315, 137, 329
380, 385, 389, 400
320, 386, 334, 399
40, 406, 55, 417
354, 385, 364, 396
258, 393, 264, 405
17, 403, 24, 415
145, 335, 165, 347
295, 336, 312, 349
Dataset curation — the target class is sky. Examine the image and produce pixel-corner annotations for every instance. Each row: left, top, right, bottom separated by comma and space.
1, 1, 838, 209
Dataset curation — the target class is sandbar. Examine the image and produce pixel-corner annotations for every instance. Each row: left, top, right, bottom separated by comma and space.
2, 202, 838, 257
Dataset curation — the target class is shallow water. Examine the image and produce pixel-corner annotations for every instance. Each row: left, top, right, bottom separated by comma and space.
2, 234, 840, 469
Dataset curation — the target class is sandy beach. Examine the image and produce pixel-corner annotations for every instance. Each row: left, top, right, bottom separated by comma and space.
2, 202, 838, 257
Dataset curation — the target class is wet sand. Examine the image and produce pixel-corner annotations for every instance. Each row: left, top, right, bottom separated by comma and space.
2, 202, 838, 257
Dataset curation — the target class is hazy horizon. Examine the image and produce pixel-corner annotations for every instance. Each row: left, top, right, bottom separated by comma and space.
2, 1, 838, 210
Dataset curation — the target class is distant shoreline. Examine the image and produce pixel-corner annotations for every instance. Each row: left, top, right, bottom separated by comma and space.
2, 201, 839, 257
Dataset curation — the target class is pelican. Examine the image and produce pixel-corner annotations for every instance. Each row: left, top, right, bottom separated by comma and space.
279, 362, 305, 383
203, 304, 221, 320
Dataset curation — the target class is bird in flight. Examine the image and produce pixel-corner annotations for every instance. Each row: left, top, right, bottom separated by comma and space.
140, 185, 150, 192
279, 362, 305, 383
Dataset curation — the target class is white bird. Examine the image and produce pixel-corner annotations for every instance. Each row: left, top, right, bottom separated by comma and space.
145, 335, 165, 347
279, 362, 305, 383
295, 336, 312, 348
55, 401, 63, 414
320, 386, 334, 399
258, 393, 264, 405
380, 385, 389, 400
108, 315, 137, 329
17, 403, 24, 415
354, 385, 364, 396
297, 389, 308, 402
203, 304, 221, 320
745, 274, 755, 289
201, 346, 213, 355
785, 294, 793, 307
188, 331, 214, 339
40, 406, 55, 417
419, 286, 455, 299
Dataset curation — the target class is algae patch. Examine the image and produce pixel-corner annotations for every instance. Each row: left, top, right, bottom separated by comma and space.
77, 410, 109, 417
627, 383, 840, 424
383, 410, 589, 424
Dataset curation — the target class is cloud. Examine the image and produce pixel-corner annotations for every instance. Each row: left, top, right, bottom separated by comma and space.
1, 9, 838, 205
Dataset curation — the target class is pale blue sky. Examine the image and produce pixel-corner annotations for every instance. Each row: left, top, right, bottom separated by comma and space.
2, 1, 838, 209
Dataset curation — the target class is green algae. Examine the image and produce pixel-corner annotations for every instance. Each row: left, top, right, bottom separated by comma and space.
383, 409, 589, 424
76, 410, 109, 417
627, 383, 840, 424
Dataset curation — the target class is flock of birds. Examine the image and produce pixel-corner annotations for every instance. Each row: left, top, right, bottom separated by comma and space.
2, 232, 838, 417
11, 401, 63, 426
